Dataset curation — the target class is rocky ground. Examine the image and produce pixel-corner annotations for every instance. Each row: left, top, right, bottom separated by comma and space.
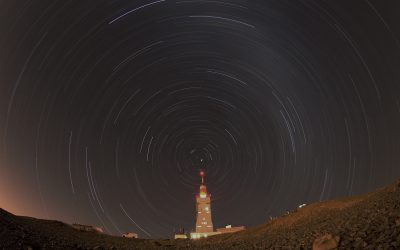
181, 179, 400, 250
1, 179, 400, 250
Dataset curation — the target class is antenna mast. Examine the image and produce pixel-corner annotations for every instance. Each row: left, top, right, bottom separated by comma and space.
200, 170, 204, 184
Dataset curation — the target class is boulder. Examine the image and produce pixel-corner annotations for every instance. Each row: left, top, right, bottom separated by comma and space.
395, 218, 400, 226
312, 234, 340, 250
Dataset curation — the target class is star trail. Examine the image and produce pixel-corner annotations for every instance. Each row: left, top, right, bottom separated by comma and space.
1, 0, 400, 238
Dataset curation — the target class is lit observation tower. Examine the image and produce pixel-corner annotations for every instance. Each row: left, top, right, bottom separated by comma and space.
190, 171, 220, 239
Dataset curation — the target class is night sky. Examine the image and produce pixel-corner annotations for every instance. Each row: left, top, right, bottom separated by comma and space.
1, 0, 400, 239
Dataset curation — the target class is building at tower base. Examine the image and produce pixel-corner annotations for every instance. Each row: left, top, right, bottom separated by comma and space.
190, 231, 221, 239
216, 225, 245, 234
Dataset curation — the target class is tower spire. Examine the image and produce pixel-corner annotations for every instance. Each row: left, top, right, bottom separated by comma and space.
200, 170, 204, 184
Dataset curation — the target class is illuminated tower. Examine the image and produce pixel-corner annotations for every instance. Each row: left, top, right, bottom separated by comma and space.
191, 171, 218, 239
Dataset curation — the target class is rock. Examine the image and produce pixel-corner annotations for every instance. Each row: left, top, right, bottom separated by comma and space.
312, 234, 340, 250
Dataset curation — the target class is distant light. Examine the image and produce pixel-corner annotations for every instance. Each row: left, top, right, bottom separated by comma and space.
226, 225, 232, 228
200, 192, 206, 198
298, 203, 307, 208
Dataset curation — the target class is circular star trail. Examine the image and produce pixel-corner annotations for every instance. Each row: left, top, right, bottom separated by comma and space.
1, 0, 400, 238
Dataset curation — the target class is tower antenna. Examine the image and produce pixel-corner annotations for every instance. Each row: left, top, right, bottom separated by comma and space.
200, 170, 204, 184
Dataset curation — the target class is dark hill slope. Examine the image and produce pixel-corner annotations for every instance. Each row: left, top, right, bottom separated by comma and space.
179, 179, 400, 249
0, 209, 168, 250
1, 179, 400, 249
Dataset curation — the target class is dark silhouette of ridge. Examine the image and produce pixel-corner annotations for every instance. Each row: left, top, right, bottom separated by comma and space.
1, 179, 400, 249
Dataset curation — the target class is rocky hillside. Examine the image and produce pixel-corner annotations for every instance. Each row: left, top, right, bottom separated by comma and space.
181, 179, 400, 249
1, 179, 400, 250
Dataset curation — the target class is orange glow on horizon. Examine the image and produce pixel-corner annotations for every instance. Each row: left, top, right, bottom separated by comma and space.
0, 159, 51, 220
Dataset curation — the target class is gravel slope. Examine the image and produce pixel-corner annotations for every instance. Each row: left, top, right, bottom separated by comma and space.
1, 179, 399, 250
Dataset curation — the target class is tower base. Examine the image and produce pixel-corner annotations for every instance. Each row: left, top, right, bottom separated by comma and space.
190, 231, 221, 239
